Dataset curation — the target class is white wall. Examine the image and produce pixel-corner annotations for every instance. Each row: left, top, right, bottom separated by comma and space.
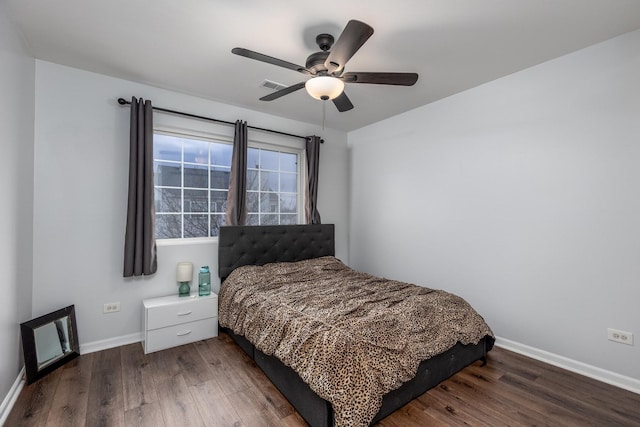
0, 2, 35, 408
349, 29, 640, 381
33, 61, 350, 348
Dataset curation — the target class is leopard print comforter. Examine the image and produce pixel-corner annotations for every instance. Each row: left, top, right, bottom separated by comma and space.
218, 256, 493, 427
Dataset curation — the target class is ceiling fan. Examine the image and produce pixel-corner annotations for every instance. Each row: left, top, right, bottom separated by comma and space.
232, 19, 418, 112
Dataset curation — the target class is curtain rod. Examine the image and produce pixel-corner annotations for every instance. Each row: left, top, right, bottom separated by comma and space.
117, 97, 320, 142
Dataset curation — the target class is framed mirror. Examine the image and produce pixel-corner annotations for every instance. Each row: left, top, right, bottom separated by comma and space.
20, 305, 80, 384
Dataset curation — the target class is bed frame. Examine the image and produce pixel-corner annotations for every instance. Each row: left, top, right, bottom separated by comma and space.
218, 224, 493, 427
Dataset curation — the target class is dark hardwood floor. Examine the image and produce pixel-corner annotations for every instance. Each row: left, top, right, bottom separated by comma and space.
6, 331, 640, 426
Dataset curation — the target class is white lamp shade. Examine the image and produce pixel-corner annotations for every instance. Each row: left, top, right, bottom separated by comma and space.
305, 76, 345, 100
176, 262, 193, 282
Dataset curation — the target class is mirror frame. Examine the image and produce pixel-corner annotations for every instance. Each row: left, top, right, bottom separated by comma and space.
20, 305, 80, 384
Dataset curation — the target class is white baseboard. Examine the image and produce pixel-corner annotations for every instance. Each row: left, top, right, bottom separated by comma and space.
494, 336, 640, 395
0, 367, 25, 427
79, 332, 143, 355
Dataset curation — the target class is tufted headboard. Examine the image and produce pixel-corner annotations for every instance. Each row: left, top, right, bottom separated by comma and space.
218, 224, 335, 282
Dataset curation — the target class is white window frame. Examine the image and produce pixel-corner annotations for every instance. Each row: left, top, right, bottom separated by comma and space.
153, 117, 306, 245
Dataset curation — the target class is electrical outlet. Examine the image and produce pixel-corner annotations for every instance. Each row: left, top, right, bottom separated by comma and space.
607, 328, 633, 346
103, 302, 121, 314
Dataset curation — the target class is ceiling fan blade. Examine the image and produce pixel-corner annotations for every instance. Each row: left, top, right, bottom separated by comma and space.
232, 48, 311, 75
325, 20, 374, 74
259, 82, 306, 101
332, 91, 354, 112
341, 72, 418, 86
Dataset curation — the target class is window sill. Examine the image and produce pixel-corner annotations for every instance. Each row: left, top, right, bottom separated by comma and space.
156, 236, 219, 247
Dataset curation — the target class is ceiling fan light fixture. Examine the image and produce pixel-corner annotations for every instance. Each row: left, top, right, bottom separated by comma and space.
305, 76, 344, 101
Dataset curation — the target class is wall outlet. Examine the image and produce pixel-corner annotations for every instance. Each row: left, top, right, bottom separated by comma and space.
103, 302, 121, 314
607, 328, 633, 346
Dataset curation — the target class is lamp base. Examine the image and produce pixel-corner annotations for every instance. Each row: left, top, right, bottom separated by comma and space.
178, 282, 191, 297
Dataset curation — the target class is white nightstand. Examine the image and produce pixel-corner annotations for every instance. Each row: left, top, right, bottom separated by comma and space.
142, 292, 218, 354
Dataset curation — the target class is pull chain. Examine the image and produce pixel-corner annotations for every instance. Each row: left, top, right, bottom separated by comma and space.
322, 100, 326, 131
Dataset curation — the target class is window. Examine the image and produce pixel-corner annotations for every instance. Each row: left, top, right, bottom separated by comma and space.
246, 147, 299, 226
153, 132, 302, 240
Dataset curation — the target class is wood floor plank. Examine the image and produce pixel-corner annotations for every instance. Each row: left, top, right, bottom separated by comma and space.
491, 347, 640, 416
245, 383, 296, 422
93, 345, 123, 372
420, 389, 491, 426
279, 412, 307, 427
121, 342, 158, 411
226, 388, 283, 427
194, 337, 251, 394
146, 346, 186, 383
387, 399, 452, 427
174, 343, 216, 386
443, 372, 553, 426
123, 401, 166, 427
155, 373, 205, 427
44, 352, 93, 427
429, 381, 511, 427
533, 373, 640, 426
189, 379, 245, 427
447, 363, 557, 426
4, 367, 62, 427
520, 355, 640, 424
499, 371, 635, 427
147, 343, 214, 387
463, 362, 596, 426
85, 347, 125, 427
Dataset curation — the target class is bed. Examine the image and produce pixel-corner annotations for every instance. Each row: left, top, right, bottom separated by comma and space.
218, 224, 494, 427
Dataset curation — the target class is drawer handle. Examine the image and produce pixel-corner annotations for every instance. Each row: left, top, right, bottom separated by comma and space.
177, 310, 192, 316
176, 330, 192, 337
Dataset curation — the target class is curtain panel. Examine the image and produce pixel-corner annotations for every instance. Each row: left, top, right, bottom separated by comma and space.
225, 120, 248, 226
305, 135, 322, 224
123, 97, 157, 277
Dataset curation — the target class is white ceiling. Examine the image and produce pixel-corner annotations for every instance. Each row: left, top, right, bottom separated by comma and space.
5, 0, 640, 132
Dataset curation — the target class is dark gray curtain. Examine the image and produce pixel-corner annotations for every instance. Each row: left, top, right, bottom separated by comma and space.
123, 97, 157, 277
225, 120, 248, 226
305, 136, 322, 224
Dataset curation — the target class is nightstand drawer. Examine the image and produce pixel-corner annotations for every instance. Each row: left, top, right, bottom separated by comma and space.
145, 294, 218, 330
144, 317, 218, 353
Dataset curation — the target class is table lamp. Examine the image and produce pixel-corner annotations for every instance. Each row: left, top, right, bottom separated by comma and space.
176, 262, 193, 297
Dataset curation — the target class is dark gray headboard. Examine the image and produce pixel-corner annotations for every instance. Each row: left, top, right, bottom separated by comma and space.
218, 224, 335, 282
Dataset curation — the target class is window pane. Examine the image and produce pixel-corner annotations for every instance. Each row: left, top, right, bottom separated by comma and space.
155, 188, 181, 213
261, 149, 278, 171
211, 166, 230, 190
247, 170, 259, 191
280, 194, 297, 213
260, 193, 279, 213
210, 214, 225, 236
156, 214, 182, 239
184, 214, 208, 238
248, 148, 259, 169
154, 135, 181, 161
211, 142, 232, 167
184, 164, 208, 188
247, 214, 259, 225
184, 139, 209, 164
184, 189, 208, 213
247, 191, 259, 212
280, 172, 297, 193
210, 190, 227, 213
261, 214, 278, 225
260, 171, 278, 191
155, 162, 181, 187
280, 152, 297, 172
280, 214, 297, 225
